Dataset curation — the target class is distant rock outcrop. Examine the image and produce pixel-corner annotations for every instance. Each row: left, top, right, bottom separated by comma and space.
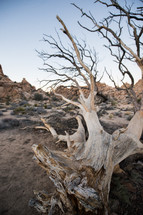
55, 83, 115, 101
55, 80, 143, 104
0, 64, 142, 104
134, 79, 143, 97
0, 65, 4, 76
0, 64, 36, 102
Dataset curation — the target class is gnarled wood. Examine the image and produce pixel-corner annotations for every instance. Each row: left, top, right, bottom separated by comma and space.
31, 10, 143, 215
31, 105, 143, 215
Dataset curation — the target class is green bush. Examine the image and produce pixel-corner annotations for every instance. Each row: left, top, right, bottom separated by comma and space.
23, 103, 31, 107
13, 106, 26, 115
34, 93, 43, 101
109, 113, 114, 119
52, 95, 59, 101
44, 104, 47, 109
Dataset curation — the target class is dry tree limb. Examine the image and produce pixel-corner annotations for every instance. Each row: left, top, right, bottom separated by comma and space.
31, 4, 143, 213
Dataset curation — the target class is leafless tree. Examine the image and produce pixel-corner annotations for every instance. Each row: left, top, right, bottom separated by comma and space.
37, 32, 99, 91
31, 1, 143, 215
73, 0, 143, 112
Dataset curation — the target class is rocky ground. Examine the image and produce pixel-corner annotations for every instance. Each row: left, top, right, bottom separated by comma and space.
0, 98, 143, 215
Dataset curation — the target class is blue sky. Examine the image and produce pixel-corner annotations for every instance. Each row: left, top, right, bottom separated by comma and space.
0, 0, 142, 89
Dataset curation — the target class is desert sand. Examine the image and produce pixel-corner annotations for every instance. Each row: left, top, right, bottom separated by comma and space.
0, 101, 143, 215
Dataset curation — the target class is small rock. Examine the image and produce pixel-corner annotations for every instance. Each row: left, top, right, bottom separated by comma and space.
37, 107, 47, 114
114, 111, 122, 117
2, 109, 7, 112
0, 111, 3, 116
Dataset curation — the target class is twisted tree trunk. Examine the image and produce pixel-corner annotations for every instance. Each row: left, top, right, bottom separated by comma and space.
30, 15, 143, 215
31, 94, 143, 215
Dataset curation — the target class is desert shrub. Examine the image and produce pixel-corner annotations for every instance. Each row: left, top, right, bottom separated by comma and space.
109, 113, 114, 119
34, 93, 43, 101
111, 99, 117, 107
52, 95, 60, 101
44, 104, 47, 109
13, 106, 26, 115
5, 96, 11, 105
19, 100, 30, 106
63, 104, 76, 112
0, 118, 19, 129
23, 103, 31, 107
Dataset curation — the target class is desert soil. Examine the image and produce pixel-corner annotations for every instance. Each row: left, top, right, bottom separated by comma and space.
0, 102, 143, 215
0, 127, 55, 215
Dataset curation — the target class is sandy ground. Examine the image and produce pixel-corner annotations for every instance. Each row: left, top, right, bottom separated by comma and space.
0, 127, 54, 215
1, 102, 142, 215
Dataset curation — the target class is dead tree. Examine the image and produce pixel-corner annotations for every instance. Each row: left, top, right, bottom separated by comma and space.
30, 12, 143, 215
73, 0, 143, 112
37, 31, 99, 91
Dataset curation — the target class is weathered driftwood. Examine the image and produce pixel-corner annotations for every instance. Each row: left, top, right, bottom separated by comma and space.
31, 100, 143, 215
30, 15, 143, 215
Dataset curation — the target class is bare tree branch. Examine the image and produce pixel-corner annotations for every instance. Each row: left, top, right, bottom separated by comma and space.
32, 3, 143, 214
56, 15, 96, 110
73, 0, 143, 110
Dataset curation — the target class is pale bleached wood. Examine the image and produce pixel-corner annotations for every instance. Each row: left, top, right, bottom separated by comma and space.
31, 15, 143, 215
32, 105, 143, 215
